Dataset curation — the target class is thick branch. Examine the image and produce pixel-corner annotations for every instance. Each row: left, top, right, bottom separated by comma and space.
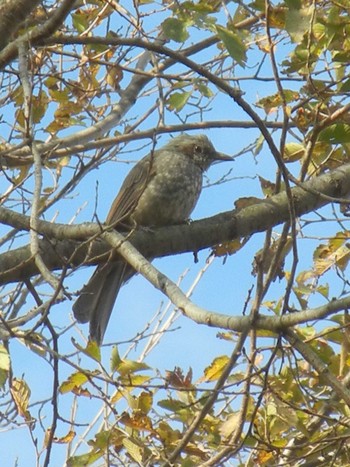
0, 0, 41, 51
1, 161, 350, 286
0, 0, 76, 65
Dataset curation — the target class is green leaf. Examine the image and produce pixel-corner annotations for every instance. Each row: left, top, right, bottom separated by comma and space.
196, 82, 214, 98
318, 124, 350, 144
67, 451, 102, 467
216, 25, 246, 66
339, 78, 350, 92
285, 0, 302, 8
72, 12, 88, 34
285, 8, 313, 43
283, 142, 305, 162
110, 346, 122, 372
162, 17, 189, 42
167, 91, 192, 111
158, 399, 188, 412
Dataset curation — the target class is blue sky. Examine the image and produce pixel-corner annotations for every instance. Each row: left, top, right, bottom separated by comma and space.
2, 1, 348, 465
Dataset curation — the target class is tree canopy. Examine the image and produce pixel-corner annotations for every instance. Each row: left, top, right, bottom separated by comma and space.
1, 0, 350, 465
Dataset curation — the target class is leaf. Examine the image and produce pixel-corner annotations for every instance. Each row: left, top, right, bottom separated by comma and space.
165, 367, 193, 388
106, 65, 123, 90
47, 87, 70, 103
259, 176, 277, 196
72, 11, 88, 34
313, 232, 350, 276
123, 438, 143, 464
285, 0, 302, 8
86, 340, 101, 361
72, 339, 101, 362
59, 371, 89, 394
285, 7, 313, 43
10, 378, 31, 421
138, 391, 153, 414
110, 347, 150, 377
217, 331, 236, 341
216, 25, 246, 66
0, 344, 10, 388
67, 451, 102, 466
200, 355, 230, 382
256, 90, 299, 113
31, 91, 49, 123
119, 374, 151, 387
110, 345, 122, 372
157, 421, 180, 445
283, 142, 305, 162
339, 78, 350, 92
56, 155, 70, 177
254, 134, 265, 155
55, 430, 76, 444
157, 399, 183, 412
253, 236, 293, 280
116, 359, 150, 377
45, 429, 76, 446
318, 124, 350, 144
119, 412, 154, 432
162, 17, 189, 42
219, 412, 241, 439
167, 91, 192, 111
213, 239, 243, 257
184, 443, 209, 460
196, 82, 214, 98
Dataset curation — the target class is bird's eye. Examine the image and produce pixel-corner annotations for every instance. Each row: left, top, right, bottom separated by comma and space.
194, 145, 203, 154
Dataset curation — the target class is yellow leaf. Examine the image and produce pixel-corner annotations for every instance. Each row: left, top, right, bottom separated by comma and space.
314, 232, 350, 276
45, 429, 76, 447
120, 412, 154, 432
214, 239, 243, 257
0, 344, 10, 387
10, 378, 31, 420
200, 355, 229, 382
122, 438, 143, 464
219, 413, 241, 439
59, 371, 89, 394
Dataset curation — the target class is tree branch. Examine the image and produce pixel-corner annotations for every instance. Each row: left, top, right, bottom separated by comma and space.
0, 0, 41, 52
1, 160, 350, 284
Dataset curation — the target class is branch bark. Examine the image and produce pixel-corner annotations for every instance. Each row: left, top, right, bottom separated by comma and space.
0, 0, 41, 51
1, 160, 350, 284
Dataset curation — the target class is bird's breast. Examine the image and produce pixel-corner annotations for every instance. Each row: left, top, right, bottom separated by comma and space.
132, 154, 203, 226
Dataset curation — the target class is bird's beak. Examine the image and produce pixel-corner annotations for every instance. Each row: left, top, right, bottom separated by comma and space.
214, 151, 233, 162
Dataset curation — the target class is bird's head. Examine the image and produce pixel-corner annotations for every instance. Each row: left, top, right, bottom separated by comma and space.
164, 134, 232, 171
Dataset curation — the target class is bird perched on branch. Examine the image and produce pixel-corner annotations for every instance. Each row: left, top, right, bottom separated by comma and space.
73, 134, 232, 345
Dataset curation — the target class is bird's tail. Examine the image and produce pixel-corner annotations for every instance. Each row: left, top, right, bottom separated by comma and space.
73, 262, 131, 345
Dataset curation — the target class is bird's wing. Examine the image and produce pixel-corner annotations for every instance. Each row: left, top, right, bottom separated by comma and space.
106, 153, 156, 225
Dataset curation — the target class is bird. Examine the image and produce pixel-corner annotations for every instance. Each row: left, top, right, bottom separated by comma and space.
73, 134, 232, 345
